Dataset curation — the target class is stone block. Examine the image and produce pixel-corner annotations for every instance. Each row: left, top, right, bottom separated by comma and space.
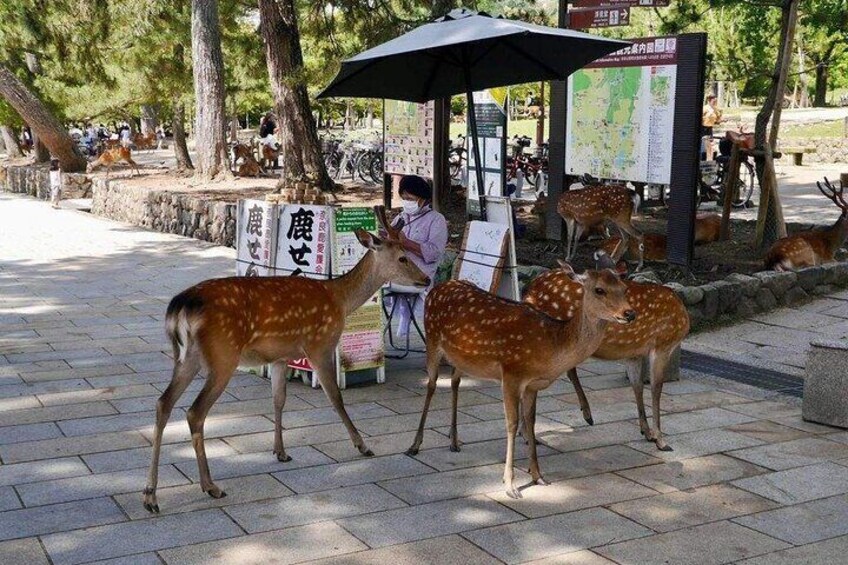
160, 522, 366, 565
797, 265, 826, 291
676, 285, 704, 306
734, 494, 848, 545
338, 495, 523, 549
803, 340, 848, 428
754, 270, 797, 298
754, 287, 778, 310
729, 437, 848, 471
463, 507, 651, 564
0, 497, 126, 541
713, 280, 741, 314
306, 535, 501, 565
782, 285, 809, 305
736, 534, 848, 565
596, 521, 789, 565
42, 508, 243, 565
732, 461, 848, 504
618, 453, 766, 494
273, 453, 434, 493
0, 538, 50, 565
700, 283, 720, 319
727, 273, 761, 297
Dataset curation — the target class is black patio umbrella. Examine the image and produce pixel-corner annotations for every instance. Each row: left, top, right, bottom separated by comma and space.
318, 8, 629, 198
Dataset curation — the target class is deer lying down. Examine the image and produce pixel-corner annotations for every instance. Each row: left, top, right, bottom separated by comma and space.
143, 226, 429, 513
407, 267, 635, 498
765, 178, 847, 271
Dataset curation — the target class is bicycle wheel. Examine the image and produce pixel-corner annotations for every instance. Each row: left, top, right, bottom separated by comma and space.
326, 152, 341, 179
734, 160, 755, 207
369, 153, 383, 184
357, 151, 373, 183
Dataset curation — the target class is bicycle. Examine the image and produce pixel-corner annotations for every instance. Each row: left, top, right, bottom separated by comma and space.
448, 134, 466, 180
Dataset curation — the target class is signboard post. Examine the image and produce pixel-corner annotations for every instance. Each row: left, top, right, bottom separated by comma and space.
466, 89, 508, 218
568, 6, 630, 29
236, 199, 277, 277
331, 208, 386, 387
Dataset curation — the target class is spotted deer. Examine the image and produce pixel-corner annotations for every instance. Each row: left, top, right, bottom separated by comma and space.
143, 222, 429, 513
765, 177, 848, 271
523, 260, 690, 451
86, 147, 141, 177
407, 268, 635, 498
558, 184, 643, 264
232, 143, 263, 177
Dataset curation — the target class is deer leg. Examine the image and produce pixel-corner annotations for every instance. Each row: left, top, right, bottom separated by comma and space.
127, 158, 141, 177
502, 378, 522, 499
186, 357, 237, 499
522, 388, 548, 486
312, 353, 372, 456
564, 219, 575, 260
449, 368, 461, 452
566, 367, 594, 425
571, 224, 585, 260
406, 348, 441, 455
648, 349, 673, 451
143, 350, 201, 513
271, 361, 293, 462
625, 357, 651, 439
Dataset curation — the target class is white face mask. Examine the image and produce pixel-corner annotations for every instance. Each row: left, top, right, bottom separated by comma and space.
401, 199, 420, 214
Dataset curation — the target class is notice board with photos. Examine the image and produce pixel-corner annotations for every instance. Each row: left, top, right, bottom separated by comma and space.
383, 100, 436, 207
235, 202, 385, 388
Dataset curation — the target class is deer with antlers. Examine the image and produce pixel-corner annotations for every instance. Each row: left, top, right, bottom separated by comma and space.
765, 178, 848, 271
87, 147, 141, 178
143, 213, 429, 513
523, 260, 690, 451
406, 267, 635, 498
558, 184, 644, 267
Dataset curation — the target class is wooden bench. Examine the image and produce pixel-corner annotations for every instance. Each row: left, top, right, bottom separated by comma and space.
781, 146, 817, 166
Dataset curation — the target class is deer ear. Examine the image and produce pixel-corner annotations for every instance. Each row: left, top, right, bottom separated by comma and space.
355, 229, 383, 250
556, 259, 572, 269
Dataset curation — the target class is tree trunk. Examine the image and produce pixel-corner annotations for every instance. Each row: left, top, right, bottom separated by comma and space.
140, 105, 159, 135
754, 0, 797, 250
814, 63, 828, 107
1, 124, 23, 158
33, 137, 50, 162
258, 0, 333, 191
172, 97, 194, 171
431, 0, 456, 18
0, 66, 86, 171
191, 0, 230, 179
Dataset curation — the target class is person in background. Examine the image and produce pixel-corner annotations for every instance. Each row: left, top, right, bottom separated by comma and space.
119, 123, 131, 147
385, 175, 448, 337
258, 111, 279, 150
702, 94, 722, 159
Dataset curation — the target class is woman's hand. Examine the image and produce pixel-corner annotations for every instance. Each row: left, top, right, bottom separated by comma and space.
398, 230, 423, 257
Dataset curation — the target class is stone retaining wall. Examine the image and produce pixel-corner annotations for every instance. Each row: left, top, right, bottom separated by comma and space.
777, 137, 848, 164
0, 164, 91, 200
90, 178, 238, 247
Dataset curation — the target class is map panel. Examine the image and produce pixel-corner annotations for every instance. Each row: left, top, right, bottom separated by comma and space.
566, 36, 678, 185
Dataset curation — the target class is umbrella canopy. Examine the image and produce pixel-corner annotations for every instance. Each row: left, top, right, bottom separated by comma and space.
319, 9, 629, 102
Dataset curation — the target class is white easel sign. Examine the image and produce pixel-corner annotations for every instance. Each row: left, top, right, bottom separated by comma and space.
482, 196, 520, 301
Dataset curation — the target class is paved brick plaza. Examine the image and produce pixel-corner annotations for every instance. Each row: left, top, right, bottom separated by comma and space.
1, 191, 848, 564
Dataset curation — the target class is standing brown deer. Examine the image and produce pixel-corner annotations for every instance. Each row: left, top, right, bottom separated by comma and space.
87, 147, 141, 178
765, 178, 848, 271
558, 184, 643, 265
407, 268, 635, 498
143, 224, 429, 513
524, 262, 690, 451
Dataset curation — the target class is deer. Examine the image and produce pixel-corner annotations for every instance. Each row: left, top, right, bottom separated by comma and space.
142, 218, 430, 513
406, 267, 636, 499
765, 178, 848, 271
522, 259, 690, 452
558, 183, 643, 267
86, 147, 141, 178
133, 132, 157, 152
262, 143, 281, 170
600, 213, 723, 263
695, 213, 721, 244
232, 143, 263, 177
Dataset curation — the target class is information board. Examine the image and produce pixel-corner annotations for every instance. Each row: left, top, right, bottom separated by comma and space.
565, 36, 678, 185
481, 196, 520, 301
453, 221, 510, 293
467, 89, 507, 217
384, 100, 435, 178
236, 199, 276, 277
332, 208, 385, 375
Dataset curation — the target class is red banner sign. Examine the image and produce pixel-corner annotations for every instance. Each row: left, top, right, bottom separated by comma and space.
568, 6, 630, 29
573, 0, 669, 7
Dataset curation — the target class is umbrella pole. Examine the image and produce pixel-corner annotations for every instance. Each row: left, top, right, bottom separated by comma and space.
466, 89, 486, 218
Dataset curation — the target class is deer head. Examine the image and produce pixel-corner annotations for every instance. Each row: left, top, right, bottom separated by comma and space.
557, 262, 635, 325
354, 229, 430, 288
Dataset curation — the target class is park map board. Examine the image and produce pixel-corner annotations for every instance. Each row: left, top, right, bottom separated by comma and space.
566, 36, 678, 185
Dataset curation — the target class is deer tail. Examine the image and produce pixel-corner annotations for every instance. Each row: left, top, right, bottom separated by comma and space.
165, 291, 204, 363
